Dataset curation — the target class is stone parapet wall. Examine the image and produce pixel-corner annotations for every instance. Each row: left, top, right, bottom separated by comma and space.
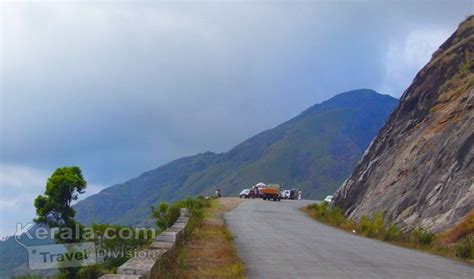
99, 208, 190, 279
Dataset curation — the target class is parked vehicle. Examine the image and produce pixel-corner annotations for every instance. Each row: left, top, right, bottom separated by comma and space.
239, 189, 250, 198
249, 182, 267, 198
281, 189, 291, 199
324, 195, 333, 203
288, 189, 299, 200
262, 184, 281, 201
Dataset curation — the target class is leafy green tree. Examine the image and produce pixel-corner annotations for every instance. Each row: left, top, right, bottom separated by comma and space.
34, 166, 86, 229
33, 166, 87, 277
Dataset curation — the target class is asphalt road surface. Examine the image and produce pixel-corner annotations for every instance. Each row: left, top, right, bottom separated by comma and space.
224, 199, 474, 279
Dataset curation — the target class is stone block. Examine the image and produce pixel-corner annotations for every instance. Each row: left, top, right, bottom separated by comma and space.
118, 257, 155, 278
171, 222, 186, 229
118, 249, 166, 279
149, 240, 175, 250
180, 208, 189, 217
175, 217, 189, 223
166, 226, 182, 233
155, 230, 179, 242
166, 226, 184, 238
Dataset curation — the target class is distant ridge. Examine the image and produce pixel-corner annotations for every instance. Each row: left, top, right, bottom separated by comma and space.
75, 89, 398, 227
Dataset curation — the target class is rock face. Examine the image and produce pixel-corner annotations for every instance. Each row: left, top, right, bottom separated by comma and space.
333, 16, 474, 232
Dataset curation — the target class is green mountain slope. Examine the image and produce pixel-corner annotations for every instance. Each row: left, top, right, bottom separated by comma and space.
75, 89, 398, 226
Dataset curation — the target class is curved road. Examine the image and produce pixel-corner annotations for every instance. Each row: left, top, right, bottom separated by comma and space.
224, 199, 474, 279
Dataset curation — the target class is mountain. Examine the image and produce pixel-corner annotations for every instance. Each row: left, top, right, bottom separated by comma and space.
0, 224, 56, 278
75, 89, 397, 226
0, 89, 396, 277
333, 16, 474, 232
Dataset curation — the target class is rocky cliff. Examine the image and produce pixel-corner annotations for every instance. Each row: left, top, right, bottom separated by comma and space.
333, 16, 474, 232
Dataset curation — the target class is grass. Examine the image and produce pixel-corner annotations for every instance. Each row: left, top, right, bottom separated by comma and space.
175, 198, 246, 278
441, 212, 474, 243
303, 203, 474, 263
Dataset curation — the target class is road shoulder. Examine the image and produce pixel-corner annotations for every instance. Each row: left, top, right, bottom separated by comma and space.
175, 198, 246, 278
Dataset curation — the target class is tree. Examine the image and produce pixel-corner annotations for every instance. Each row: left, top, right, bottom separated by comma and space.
34, 166, 87, 229
33, 166, 87, 278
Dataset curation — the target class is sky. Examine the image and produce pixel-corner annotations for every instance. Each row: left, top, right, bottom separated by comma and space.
0, 0, 472, 237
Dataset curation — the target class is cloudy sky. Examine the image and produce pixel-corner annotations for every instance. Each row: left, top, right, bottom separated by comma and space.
1, 0, 472, 237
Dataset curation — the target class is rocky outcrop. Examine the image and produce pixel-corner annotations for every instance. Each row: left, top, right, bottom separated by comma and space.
333, 16, 474, 232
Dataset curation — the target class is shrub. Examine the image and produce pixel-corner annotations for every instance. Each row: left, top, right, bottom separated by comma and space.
384, 224, 402, 242
167, 202, 183, 226
76, 265, 111, 279
151, 197, 212, 233
307, 203, 354, 230
309, 202, 333, 223
360, 216, 375, 238
340, 218, 357, 231
326, 206, 345, 227
304, 204, 474, 261
306, 203, 317, 210
307, 204, 405, 243
455, 234, 473, 259
371, 212, 386, 239
356, 212, 387, 239
441, 212, 474, 244
410, 227, 434, 246
151, 203, 171, 231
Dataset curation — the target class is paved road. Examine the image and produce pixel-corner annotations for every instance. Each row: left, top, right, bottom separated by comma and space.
224, 199, 474, 279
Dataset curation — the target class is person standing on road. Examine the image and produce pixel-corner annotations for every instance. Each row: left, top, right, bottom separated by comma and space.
215, 188, 222, 198
298, 190, 302, 200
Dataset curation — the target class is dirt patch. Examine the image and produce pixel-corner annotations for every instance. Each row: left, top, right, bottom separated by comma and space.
175, 198, 245, 278
207, 198, 243, 226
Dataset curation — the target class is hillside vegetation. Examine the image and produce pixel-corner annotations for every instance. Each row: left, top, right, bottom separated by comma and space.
75, 89, 397, 227
304, 203, 473, 261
